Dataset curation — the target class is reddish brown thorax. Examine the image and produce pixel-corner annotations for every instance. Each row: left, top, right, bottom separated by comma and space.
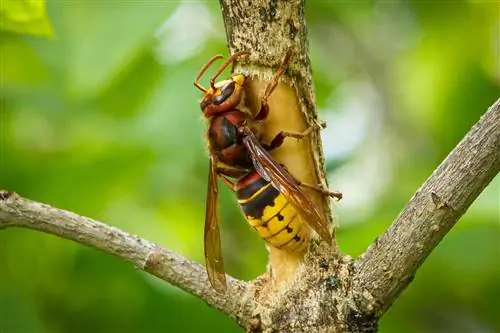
207, 110, 252, 169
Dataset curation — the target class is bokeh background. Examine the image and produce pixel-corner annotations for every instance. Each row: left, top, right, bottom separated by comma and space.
1, 1, 499, 332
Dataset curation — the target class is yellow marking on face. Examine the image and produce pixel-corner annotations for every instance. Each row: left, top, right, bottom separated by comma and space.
232, 74, 245, 86
214, 79, 232, 89
237, 183, 272, 205
246, 194, 288, 227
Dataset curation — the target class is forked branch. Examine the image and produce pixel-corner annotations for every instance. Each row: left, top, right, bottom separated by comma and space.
1, 0, 498, 329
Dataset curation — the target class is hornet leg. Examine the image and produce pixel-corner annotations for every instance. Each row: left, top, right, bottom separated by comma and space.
215, 166, 237, 191
298, 181, 343, 201
219, 176, 235, 191
264, 121, 327, 151
254, 50, 293, 121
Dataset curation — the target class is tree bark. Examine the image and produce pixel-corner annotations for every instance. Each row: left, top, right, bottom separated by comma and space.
219, 0, 338, 290
1, 0, 499, 331
352, 101, 500, 315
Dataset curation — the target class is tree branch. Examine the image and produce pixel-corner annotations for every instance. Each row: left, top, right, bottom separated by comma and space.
219, 0, 338, 289
0, 192, 249, 322
353, 98, 500, 315
2, 0, 498, 330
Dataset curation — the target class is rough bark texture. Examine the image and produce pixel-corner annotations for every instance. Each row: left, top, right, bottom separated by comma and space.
1, 0, 499, 331
352, 102, 500, 315
219, 0, 339, 292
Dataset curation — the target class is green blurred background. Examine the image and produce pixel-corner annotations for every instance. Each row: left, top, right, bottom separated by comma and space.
1, 1, 499, 332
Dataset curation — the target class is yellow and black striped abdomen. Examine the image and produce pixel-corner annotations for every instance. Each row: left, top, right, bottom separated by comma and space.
235, 171, 308, 252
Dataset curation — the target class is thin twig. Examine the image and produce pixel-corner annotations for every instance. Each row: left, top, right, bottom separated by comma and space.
353, 99, 500, 315
0, 192, 249, 320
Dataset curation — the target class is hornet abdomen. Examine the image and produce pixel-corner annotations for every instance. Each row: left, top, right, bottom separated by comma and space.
235, 171, 308, 252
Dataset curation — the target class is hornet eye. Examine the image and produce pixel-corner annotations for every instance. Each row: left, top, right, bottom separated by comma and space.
213, 81, 236, 105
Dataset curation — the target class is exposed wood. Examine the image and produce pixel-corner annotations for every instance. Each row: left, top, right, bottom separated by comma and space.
219, 0, 339, 291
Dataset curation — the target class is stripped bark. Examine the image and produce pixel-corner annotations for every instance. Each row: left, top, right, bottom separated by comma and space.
219, 0, 338, 290
1, 0, 499, 331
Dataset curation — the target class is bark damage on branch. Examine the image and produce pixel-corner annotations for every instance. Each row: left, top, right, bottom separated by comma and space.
219, 0, 340, 292
1, 0, 499, 331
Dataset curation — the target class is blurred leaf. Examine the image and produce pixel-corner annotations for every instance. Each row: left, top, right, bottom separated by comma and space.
0, 0, 53, 37
0, 34, 49, 91
0, 289, 46, 333
98, 50, 165, 118
49, 0, 179, 98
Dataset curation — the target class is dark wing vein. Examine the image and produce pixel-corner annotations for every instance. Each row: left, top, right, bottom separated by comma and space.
204, 158, 227, 292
